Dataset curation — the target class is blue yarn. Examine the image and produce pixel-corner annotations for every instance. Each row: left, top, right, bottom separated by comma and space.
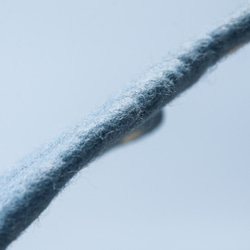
1, 6, 250, 249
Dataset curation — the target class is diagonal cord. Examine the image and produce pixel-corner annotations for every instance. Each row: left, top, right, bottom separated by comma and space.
0, 6, 250, 250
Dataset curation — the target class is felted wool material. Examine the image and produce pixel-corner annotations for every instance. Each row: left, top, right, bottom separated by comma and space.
1, 6, 250, 249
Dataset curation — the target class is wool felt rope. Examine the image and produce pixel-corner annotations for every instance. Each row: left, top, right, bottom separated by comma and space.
1, 6, 250, 250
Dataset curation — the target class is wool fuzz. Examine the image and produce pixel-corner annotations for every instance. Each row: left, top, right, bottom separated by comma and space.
0, 6, 250, 250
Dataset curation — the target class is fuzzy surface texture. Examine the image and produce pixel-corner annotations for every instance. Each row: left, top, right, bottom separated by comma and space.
0, 6, 250, 250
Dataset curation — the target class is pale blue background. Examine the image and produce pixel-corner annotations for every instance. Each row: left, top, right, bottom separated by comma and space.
0, 1, 250, 249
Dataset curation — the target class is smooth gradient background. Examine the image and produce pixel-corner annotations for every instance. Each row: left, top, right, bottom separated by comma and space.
0, 1, 250, 249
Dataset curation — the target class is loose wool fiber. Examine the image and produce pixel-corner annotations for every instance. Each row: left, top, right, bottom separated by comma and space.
1, 6, 250, 250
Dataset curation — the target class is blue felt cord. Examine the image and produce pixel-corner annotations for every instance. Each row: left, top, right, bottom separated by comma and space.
0, 6, 250, 249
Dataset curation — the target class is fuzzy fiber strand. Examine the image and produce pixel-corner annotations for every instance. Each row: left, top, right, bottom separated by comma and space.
1, 6, 250, 250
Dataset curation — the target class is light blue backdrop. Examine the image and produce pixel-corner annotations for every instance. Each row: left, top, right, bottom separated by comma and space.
0, 1, 249, 249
